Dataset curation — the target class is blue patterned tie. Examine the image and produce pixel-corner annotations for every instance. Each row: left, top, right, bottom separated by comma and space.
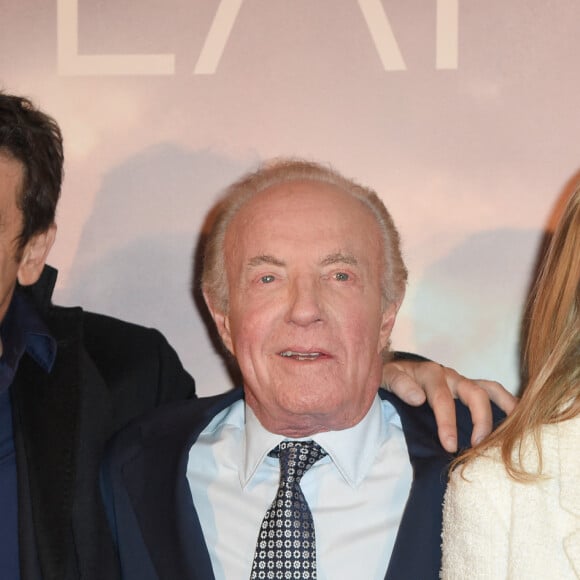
250, 440, 327, 579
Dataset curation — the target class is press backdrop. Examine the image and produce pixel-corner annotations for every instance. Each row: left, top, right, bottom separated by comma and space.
1, 0, 579, 395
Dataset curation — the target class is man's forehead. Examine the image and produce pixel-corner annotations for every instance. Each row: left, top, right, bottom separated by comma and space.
234, 179, 367, 223
0, 154, 24, 202
256, 178, 344, 200
0, 156, 25, 236
0, 148, 23, 169
228, 181, 379, 245
223, 178, 384, 265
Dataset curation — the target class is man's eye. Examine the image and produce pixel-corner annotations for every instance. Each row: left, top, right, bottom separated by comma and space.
334, 272, 349, 281
260, 275, 275, 284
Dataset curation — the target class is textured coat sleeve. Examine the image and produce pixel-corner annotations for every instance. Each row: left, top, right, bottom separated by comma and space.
440, 456, 512, 579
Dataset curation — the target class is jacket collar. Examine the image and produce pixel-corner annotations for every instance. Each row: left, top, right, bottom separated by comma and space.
12, 267, 85, 580
0, 291, 56, 382
380, 390, 454, 579
18, 265, 58, 311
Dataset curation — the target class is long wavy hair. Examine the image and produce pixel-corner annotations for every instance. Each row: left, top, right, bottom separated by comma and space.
457, 187, 580, 480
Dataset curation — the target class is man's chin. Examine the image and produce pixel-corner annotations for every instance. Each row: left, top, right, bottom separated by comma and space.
271, 399, 364, 435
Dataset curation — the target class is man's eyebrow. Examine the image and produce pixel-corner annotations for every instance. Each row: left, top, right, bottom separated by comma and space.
247, 255, 285, 267
320, 253, 358, 267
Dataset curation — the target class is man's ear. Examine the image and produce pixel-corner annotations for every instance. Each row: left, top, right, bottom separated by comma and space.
17, 224, 56, 286
379, 296, 404, 350
203, 291, 234, 354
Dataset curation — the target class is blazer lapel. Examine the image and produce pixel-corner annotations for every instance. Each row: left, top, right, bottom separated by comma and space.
380, 391, 453, 580
13, 306, 83, 580
120, 389, 243, 580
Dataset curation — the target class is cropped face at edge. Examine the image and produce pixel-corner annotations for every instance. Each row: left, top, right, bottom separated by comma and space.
207, 180, 399, 437
0, 155, 55, 324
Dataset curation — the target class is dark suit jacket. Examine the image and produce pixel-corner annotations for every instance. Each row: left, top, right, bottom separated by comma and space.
12, 266, 196, 580
102, 385, 502, 579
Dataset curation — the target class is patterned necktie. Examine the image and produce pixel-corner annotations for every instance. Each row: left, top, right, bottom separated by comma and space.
250, 440, 327, 580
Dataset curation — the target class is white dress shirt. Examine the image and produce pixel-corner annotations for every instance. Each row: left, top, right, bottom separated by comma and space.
187, 394, 412, 579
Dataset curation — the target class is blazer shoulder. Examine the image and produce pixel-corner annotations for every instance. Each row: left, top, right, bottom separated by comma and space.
82, 310, 164, 344
454, 399, 505, 449
37, 302, 159, 345
106, 389, 241, 472
41, 305, 196, 407
381, 389, 505, 452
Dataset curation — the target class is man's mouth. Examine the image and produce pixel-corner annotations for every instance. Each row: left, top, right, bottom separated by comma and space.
279, 350, 325, 361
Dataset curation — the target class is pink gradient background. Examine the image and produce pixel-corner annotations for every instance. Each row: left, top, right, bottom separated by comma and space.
1, 0, 579, 395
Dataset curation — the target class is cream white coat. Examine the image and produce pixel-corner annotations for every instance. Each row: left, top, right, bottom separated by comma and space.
441, 416, 580, 579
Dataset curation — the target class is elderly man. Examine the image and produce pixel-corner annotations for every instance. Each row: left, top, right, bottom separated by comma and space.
102, 160, 505, 580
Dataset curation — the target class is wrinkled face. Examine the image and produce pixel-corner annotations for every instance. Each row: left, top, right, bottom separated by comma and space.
0, 154, 55, 323
207, 180, 398, 437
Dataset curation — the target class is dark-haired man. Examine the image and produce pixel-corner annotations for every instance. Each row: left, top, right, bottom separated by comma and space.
0, 93, 196, 580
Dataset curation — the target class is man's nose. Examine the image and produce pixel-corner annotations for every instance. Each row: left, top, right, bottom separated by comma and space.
285, 277, 323, 326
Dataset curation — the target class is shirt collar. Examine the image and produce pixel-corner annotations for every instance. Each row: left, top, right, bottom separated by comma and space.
241, 395, 386, 489
0, 290, 56, 386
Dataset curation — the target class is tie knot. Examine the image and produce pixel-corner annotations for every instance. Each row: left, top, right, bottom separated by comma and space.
271, 440, 327, 485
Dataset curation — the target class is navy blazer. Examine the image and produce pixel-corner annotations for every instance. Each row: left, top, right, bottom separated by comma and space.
102, 388, 501, 579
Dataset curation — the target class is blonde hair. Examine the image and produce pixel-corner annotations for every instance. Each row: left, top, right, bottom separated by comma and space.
201, 158, 407, 314
457, 187, 580, 480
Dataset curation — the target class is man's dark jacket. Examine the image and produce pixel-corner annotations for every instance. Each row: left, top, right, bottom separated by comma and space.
12, 266, 196, 580
101, 386, 503, 579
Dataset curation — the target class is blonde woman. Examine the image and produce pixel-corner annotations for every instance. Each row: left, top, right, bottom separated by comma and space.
441, 188, 580, 579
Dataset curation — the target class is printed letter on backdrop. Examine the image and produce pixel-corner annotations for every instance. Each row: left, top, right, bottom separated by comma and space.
57, 0, 175, 76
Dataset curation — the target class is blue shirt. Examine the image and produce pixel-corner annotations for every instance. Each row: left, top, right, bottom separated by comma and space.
0, 291, 56, 580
